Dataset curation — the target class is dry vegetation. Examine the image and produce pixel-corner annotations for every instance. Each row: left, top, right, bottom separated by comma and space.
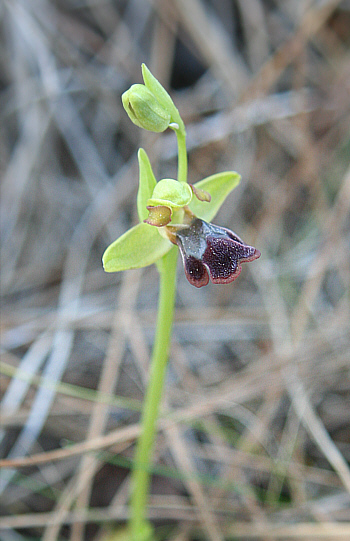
1, 0, 350, 540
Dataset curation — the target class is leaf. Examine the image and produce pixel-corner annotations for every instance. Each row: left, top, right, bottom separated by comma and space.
141, 64, 183, 128
137, 148, 157, 222
102, 222, 172, 272
188, 171, 241, 222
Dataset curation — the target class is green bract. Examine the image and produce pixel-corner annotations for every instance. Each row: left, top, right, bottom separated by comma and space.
147, 179, 192, 210
141, 64, 184, 131
122, 84, 171, 133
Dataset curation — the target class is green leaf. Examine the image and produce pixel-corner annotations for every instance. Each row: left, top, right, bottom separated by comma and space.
102, 222, 172, 272
141, 64, 183, 128
188, 171, 241, 222
137, 148, 157, 222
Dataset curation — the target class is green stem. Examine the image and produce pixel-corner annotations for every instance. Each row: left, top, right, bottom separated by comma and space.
130, 116, 187, 540
130, 246, 178, 540
176, 128, 187, 183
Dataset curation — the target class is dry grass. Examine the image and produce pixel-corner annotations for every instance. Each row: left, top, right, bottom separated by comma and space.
1, 1, 350, 540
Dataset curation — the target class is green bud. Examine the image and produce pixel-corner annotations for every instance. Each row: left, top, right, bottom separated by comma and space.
122, 84, 171, 132
147, 178, 193, 210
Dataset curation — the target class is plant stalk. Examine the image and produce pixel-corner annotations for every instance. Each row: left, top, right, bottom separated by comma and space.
176, 128, 187, 183
130, 246, 178, 540
130, 123, 186, 540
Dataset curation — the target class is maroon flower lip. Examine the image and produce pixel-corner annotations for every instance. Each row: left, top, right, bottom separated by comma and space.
175, 218, 261, 288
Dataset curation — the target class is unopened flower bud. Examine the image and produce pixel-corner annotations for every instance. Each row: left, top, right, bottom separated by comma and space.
122, 84, 171, 133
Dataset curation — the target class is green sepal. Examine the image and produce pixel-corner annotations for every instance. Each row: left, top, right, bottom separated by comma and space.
147, 178, 192, 210
188, 171, 241, 222
102, 222, 172, 272
141, 64, 184, 130
137, 149, 157, 222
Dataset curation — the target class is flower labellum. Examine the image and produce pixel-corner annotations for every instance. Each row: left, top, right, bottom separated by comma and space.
175, 218, 261, 288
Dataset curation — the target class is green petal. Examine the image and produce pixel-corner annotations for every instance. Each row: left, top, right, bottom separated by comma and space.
190, 184, 211, 202
188, 171, 241, 222
145, 205, 172, 227
137, 148, 157, 222
102, 222, 172, 272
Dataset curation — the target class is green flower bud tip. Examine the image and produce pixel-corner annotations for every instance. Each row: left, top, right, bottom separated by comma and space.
122, 84, 171, 133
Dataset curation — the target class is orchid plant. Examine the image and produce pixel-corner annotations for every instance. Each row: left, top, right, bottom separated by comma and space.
102, 64, 260, 540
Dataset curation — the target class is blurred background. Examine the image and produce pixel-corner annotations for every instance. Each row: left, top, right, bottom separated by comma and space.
1, 1, 350, 540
